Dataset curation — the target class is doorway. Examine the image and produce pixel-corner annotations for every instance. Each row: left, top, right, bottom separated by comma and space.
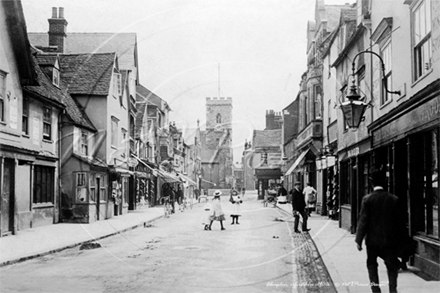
1, 159, 15, 235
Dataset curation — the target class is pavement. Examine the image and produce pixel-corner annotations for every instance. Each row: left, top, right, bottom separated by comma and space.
1, 191, 439, 293
276, 202, 440, 293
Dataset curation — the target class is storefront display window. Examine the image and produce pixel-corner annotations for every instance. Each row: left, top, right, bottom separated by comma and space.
425, 128, 439, 238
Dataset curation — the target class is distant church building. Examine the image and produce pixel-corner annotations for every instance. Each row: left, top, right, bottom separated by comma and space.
200, 97, 233, 190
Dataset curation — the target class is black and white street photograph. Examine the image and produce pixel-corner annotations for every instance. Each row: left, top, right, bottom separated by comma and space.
0, 0, 439, 292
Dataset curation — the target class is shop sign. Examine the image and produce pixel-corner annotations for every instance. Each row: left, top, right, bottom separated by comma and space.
347, 147, 359, 158
316, 159, 322, 170
327, 156, 336, 167
268, 153, 282, 165
372, 95, 439, 147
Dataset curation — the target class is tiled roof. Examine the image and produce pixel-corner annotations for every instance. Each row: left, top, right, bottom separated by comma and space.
58, 53, 115, 95
340, 8, 357, 23
136, 84, 171, 111
253, 129, 282, 148
23, 51, 65, 108
324, 5, 351, 31
27, 51, 96, 131
28, 33, 137, 70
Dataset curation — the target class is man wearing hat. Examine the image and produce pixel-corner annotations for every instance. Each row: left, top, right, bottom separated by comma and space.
208, 190, 226, 230
290, 182, 310, 233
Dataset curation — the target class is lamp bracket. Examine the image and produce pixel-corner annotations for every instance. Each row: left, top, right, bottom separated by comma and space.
352, 50, 401, 96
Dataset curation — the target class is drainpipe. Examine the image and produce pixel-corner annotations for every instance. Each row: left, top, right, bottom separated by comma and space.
57, 109, 65, 224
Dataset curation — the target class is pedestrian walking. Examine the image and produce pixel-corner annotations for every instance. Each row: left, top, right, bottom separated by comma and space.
202, 202, 213, 230
241, 187, 246, 197
208, 190, 226, 230
229, 189, 242, 225
176, 185, 184, 212
355, 170, 405, 293
290, 182, 310, 233
303, 182, 317, 216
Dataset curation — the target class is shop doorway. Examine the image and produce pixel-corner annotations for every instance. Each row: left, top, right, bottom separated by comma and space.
1, 159, 15, 235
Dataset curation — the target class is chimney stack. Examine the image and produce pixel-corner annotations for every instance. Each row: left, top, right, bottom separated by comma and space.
59, 7, 64, 18
48, 7, 68, 53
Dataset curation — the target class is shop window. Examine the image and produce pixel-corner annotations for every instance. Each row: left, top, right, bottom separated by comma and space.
76, 173, 87, 202
340, 160, 351, 205
33, 166, 54, 204
412, 0, 432, 81
100, 175, 107, 201
22, 97, 29, 135
424, 128, 439, 238
43, 107, 52, 141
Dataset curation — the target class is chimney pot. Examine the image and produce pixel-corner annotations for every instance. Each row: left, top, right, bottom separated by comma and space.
52, 7, 57, 18
59, 7, 64, 18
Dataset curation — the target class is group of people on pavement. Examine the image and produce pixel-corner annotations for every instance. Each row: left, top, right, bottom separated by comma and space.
202, 188, 243, 231
285, 170, 413, 293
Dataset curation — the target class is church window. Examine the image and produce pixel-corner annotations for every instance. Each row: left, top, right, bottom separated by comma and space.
216, 113, 221, 124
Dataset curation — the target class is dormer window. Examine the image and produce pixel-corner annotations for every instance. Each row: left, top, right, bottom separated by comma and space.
52, 67, 60, 87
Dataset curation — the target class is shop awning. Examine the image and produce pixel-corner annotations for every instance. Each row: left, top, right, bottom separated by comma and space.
156, 168, 181, 183
285, 149, 309, 176
177, 173, 198, 186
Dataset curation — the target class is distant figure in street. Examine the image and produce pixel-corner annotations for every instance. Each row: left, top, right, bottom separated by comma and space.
176, 185, 184, 212
303, 182, 317, 216
230, 189, 242, 225
208, 190, 226, 230
277, 183, 288, 197
241, 187, 246, 197
290, 182, 310, 233
355, 170, 404, 293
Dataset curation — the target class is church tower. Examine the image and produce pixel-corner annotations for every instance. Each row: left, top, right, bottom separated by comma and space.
201, 97, 233, 189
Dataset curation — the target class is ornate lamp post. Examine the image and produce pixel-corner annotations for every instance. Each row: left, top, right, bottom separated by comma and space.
340, 50, 401, 129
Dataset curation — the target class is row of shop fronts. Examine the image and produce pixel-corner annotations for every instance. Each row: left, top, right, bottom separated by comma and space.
0, 151, 197, 237
282, 86, 439, 279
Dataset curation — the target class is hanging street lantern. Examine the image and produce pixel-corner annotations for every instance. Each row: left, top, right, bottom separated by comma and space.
339, 50, 400, 130
340, 84, 369, 129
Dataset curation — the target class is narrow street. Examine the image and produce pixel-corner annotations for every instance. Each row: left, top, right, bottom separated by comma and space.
0, 192, 335, 293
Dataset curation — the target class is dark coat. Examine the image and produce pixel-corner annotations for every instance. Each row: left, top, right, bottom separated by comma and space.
355, 189, 403, 248
290, 187, 306, 211
277, 187, 287, 197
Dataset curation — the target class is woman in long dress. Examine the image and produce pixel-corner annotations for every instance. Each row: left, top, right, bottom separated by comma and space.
208, 190, 226, 230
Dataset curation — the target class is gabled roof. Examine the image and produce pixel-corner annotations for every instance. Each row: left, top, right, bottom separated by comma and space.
28, 33, 137, 71
26, 50, 96, 131
253, 129, 282, 148
136, 84, 171, 111
58, 53, 115, 95
1, 0, 37, 86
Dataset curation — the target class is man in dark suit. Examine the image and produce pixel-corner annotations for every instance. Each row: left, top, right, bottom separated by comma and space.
355, 170, 403, 293
290, 182, 310, 233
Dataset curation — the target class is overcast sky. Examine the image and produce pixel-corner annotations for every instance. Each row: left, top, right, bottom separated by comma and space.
21, 0, 353, 163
